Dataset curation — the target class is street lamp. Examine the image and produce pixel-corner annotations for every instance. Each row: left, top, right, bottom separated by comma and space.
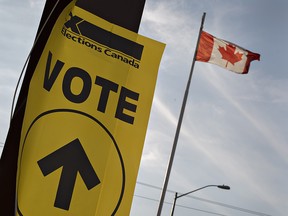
170, 184, 230, 216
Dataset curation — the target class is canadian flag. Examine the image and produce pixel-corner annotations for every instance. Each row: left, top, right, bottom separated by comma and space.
196, 31, 260, 74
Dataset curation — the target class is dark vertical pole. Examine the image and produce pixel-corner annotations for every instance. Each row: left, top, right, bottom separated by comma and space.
170, 192, 178, 216
76, 0, 146, 33
156, 12, 206, 216
0, 2, 73, 215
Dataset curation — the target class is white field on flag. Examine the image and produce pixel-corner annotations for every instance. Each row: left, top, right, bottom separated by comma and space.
197, 31, 260, 74
210, 39, 250, 73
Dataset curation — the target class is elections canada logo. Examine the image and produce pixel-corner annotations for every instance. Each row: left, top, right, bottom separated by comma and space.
61, 12, 143, 69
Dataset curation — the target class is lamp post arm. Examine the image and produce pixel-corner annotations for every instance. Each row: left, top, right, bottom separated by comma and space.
170, 184, 230, 216
176, 185, 219, 199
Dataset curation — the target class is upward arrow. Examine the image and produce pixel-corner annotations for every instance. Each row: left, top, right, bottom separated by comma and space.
37, 138, 100, 210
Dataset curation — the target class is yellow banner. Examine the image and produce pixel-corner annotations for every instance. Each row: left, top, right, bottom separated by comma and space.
16, 2, 165, 216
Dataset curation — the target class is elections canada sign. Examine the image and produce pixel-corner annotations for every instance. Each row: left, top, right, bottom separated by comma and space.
16, 3, 164, 216
62, 12, 144, 69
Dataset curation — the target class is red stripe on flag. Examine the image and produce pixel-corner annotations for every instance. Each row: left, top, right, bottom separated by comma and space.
196, 31, 214, 62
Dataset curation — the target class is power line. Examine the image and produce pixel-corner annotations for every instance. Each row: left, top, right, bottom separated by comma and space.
137, 181, 175, 193
136, 181, 272, 216
134, 194, 229, 216
185, 195, 272, 216
170, 203, 229, 216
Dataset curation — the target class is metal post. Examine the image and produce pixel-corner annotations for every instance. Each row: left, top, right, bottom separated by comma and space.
170, 192, 178, 216
156, 12, 206, 216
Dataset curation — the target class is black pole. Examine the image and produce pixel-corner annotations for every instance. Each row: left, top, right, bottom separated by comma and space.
156, 12, 206, 216
170, 192, 178, 216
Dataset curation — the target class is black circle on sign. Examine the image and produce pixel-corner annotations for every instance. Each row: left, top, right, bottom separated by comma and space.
17, 109, 125, 216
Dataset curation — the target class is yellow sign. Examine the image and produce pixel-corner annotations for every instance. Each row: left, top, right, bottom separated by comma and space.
16, 2, 165, 215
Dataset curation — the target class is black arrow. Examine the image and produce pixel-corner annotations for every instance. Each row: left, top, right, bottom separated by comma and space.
37, 138, 100, 210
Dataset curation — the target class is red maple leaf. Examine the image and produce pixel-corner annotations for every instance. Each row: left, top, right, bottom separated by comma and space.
218, 44, 243, 67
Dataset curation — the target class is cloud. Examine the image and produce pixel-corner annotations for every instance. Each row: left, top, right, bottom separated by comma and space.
192, 65, 288, 213
144, 57, 287, 213
153, 95, 178, 126
28, 0, 44, 8
140, 1, 195, 55
202, 66, 288, 163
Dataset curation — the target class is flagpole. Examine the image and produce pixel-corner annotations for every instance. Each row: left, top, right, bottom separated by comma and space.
156, 12, 206, 216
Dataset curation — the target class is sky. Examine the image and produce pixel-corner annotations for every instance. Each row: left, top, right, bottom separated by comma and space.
0, 0, 287, 216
